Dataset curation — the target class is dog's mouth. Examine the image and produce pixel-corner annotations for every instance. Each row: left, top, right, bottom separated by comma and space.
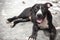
36, 19, 43, 24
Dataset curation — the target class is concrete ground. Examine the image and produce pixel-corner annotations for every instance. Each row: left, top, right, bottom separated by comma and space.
0, 0, 60, 40
0, 16, 60, 40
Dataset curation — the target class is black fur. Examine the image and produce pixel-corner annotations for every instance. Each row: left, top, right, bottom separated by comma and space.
7, 3, 56, 40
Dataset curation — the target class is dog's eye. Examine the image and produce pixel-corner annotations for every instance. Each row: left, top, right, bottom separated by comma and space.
35, 7, 39, 10
37, 7, 40, 9
35, 8, 37, 10
44, 8, 45, 9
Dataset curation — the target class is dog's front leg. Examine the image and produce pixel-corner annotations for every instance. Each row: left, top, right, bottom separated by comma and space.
28, 25, 39, 40
49, 27, 57, 40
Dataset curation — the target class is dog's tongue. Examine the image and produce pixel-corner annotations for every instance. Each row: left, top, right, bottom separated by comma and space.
37, 19, 43, 23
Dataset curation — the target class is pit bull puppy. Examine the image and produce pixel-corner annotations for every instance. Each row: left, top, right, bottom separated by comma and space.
7, 3, 56, 40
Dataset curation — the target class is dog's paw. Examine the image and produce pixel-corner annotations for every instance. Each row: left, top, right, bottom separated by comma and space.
6, 20, 10, 24
9, 22, 14, 28
28, 38, 34, 40
28, 36, 36, 40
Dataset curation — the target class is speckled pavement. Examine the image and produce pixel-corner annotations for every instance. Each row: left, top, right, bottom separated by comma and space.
0, 0, 60, 40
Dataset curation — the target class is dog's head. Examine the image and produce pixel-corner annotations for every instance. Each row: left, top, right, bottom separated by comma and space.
32, 2, 52, 15
31, 3, 52, 24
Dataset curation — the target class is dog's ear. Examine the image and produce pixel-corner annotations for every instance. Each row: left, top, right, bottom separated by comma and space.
45, 3, 52, 8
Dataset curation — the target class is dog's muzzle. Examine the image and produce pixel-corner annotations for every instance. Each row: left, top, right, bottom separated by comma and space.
36, 14, 43, 24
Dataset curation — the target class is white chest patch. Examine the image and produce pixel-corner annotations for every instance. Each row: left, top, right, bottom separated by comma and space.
38, 16, 49, 29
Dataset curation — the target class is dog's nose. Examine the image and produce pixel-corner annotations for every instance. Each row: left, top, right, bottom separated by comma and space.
37, 14, 42, 18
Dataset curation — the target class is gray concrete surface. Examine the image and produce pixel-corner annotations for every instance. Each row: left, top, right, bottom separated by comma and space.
0, 0, 60, 40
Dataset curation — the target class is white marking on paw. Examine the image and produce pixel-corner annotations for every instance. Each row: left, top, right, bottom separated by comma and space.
6, 20, 10, 24
29, 38, 34, 40
10, 22, 14, 27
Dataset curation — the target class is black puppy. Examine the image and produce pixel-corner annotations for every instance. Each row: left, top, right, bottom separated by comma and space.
7, 3, 56, 40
